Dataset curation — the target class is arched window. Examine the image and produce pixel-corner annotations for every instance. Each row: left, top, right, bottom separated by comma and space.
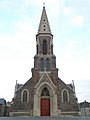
51, 44, 53, 54
41, 87, 50, 96
37, 44, 38, 54
22, 89, 29, 103
43, 40, 47, 55
40, 58, 44, 71
46, 58, 50, 71
62, 90, 69, 103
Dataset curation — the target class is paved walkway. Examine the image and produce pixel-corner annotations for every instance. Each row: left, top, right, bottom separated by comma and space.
0, 117, 90, 120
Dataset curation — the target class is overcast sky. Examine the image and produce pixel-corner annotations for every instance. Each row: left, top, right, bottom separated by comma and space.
0, 0, 90, 102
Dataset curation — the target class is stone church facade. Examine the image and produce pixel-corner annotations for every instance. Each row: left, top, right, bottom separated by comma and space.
11, 6, 79, 116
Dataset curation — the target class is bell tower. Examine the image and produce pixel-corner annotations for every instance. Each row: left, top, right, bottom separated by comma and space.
36, 5, 53, 56
32, 6, 58, 85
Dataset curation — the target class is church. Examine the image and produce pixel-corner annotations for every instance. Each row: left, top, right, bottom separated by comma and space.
11, 6, 79, 116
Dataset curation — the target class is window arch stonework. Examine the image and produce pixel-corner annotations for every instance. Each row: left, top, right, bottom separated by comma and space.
43, 40, 47, 55
41, 87, 50, 96
40, 58, 44, 71
40, 58, 51, 71
21, 89, 29, 103
46, 58, 50, 71
62, 89, 69, 103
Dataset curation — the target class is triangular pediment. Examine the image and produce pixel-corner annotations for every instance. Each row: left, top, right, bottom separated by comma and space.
35, 72, 56, 89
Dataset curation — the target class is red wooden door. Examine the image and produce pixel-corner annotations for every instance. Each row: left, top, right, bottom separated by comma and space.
41, 98, 50, 116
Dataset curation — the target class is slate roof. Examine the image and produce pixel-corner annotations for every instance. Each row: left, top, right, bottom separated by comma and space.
0, 98, 6, 105
80, 101, 90, 108
17, 84, 23, 90
67, 84, 73, 89
38, 6, 51, 34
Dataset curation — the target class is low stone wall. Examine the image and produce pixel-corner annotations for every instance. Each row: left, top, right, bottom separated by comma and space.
61, 111, 80, 116
9, 111, 33, 117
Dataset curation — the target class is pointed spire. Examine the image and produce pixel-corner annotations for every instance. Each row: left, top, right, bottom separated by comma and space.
38, 5, 51, 34
43, 3, 45, 7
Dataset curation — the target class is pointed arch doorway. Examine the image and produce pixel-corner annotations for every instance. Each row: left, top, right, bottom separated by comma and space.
40, 87, 50, 116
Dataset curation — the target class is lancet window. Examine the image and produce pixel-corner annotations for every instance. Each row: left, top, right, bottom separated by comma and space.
46, 58, 50, 71
62, 89, 69, 103
41, 87, 50, 96
43, 40, 47, 55
22, 89, 29, 103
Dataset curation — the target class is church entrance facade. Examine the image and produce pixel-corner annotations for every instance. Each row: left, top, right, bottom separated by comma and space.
11, 5, 79, 117
33, 81, 58, 116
